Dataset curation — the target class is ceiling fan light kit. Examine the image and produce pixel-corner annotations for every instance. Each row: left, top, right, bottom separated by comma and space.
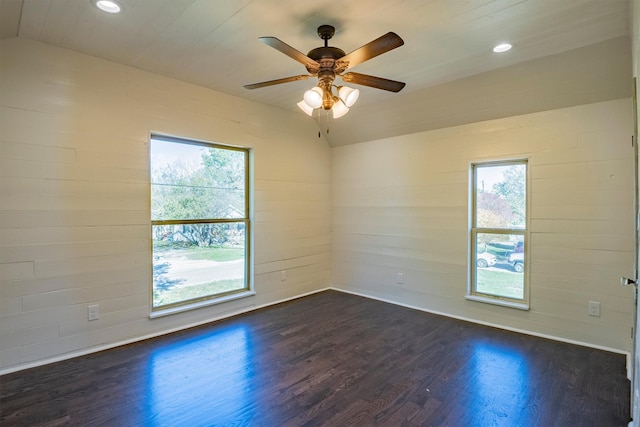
296, 100, 315, 116
303, 87, 324, 109
331, 99, 349, 119
245, 24, 405, 119
338, 86, 360, 107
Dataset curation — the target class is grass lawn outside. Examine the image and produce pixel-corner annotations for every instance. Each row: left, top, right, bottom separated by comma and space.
153, 278, 244, 307
182, 246, 244, 262
153, 241, 244, 261
152, 243, 246, 307
476, 268, 524, 299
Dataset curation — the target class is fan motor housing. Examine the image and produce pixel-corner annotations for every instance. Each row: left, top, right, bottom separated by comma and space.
307, 46, 346, 61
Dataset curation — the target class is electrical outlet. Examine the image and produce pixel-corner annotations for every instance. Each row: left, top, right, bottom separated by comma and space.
88, 304, 100, 321
588, 301, 600, 317
396, 273, 404, 285
281, 270, 287, 281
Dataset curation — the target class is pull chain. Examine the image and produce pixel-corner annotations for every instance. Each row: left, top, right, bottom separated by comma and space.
326, 110, 330, 134
315, 110, 331, 138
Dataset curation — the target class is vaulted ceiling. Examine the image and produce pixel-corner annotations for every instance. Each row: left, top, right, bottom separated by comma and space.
0, 0, 633, 146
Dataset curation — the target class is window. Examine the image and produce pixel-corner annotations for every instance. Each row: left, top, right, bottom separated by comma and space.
150, 135, 251, 312
469, 161, 528, 307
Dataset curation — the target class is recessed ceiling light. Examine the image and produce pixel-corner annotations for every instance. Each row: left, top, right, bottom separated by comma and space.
92, 0, 123, 14
493, 43, 512, 53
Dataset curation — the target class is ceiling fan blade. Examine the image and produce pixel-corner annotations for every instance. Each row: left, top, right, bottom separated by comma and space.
259, 36, 320, 71
338, 32, 404, 70
341, 72, 406, 92
244, 75, 312, 90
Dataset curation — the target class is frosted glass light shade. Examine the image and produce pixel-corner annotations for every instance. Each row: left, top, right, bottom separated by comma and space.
303, 87, 323, 109
297, 100, 314, 116
338, 86, 359, 107
332, 100, 349, 119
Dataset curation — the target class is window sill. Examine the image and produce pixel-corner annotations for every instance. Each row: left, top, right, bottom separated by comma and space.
150, 290, 256, 318
465, 294, 529, 311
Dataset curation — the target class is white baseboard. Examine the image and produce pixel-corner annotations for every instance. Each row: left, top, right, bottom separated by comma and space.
2, 286, 630, 378
330, 286, 631, 377
0, 287, 331, 376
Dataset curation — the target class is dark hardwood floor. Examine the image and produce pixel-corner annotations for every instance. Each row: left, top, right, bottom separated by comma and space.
0, 290, 630, 426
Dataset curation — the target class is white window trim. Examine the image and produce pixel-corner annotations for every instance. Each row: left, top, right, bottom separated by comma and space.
149, 134, 252, 315
467, 159, 530, 309
465, 295, 529, 310
149, 290, 256, 318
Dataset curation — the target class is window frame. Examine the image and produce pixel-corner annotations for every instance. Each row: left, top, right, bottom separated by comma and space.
467, 159, 529, 309
149, 134, 253, 316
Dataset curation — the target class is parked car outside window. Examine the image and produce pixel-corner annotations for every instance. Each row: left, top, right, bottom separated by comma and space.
509, 252, 524, 273
477, 252, 497, 268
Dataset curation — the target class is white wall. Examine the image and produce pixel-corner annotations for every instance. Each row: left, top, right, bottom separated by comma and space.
1, 36, 635, 373
332, 98, 635, 351
0, 39, 332, 372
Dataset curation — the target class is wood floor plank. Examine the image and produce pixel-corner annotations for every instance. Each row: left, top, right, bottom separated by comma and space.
0, 290, 630, 426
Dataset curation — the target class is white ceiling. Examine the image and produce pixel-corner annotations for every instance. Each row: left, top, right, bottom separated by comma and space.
0, 0, 633, 146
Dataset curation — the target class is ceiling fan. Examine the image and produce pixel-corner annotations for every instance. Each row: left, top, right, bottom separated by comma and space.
244, 25, 405, 117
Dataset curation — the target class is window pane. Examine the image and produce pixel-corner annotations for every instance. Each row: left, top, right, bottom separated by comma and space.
150, 139, 246, 221
475, 164, 526, 229
152, 223, 247, 308
475, 232, 524, 300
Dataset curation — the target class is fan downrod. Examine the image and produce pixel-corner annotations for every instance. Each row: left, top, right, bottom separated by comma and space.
317, 25, 335, 44
307, 25, 345, 62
